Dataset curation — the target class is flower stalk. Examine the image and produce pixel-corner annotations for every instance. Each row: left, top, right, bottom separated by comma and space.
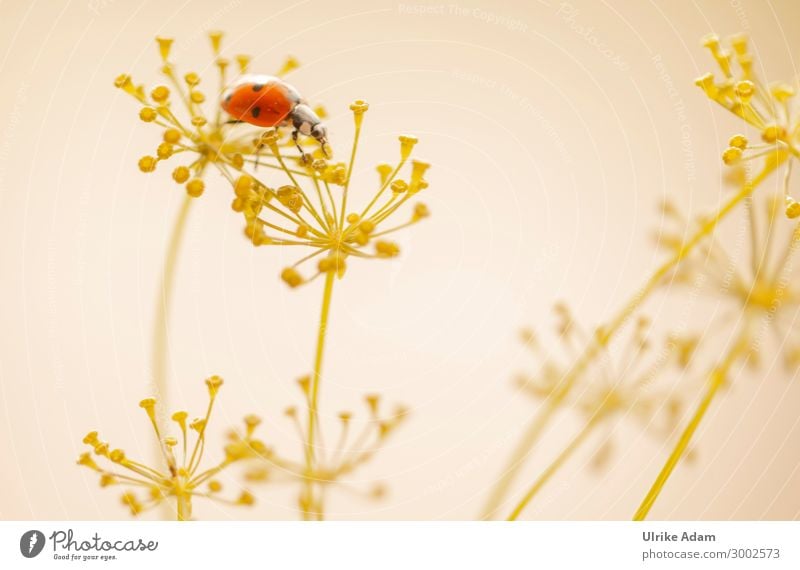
152, 196, 193, 424
633, 330, 749, 520
304, 269, 336, 520
481, 394, 562, 520
491, 158, 780, 520
507, 410, 606, 521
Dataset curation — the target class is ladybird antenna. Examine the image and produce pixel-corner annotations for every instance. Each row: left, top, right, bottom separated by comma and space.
291, 128, 305, 157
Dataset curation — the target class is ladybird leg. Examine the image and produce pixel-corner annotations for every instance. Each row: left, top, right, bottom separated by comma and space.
291, 128, 308, 160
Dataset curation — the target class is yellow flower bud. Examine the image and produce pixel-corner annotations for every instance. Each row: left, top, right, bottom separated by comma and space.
281, 267, 303, 288
156, 142, 174, 159
186, 179, 205, 198
399, 135, 418, 160
762, 124, 786, 143
205, 375, 224, 396
722, 147, 742, 165
155, 37, 174, 61
114, 74, 132, 89
163, 129, 181, 144
234, 175, 254, 197
138, 156, 157, 173
728, 134, 747, 149
139, 107, 157, 122
172, 166, 190, 183
375, 240, 400, 257
150, 85, 170, 103
277, 185, 303, 213
786, 197, 800, 219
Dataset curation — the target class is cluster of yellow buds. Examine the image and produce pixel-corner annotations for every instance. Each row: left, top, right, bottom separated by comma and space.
654, 193, 800, 370
77, 377, 267, 520
516, 308, 691, 469
239, 379, 409, 517
695, 33, 800, 218
115, 32, 315, 200
231, 112, 431, 287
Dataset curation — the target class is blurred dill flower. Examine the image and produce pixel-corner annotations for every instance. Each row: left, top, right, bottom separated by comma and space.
488, 306, 694, 520
696, 33, 800, 217
632, 34, 800, 519
231, 384, 408, 518
115, 31, 318, 199
636, 189, 800, 520
77, 376, 267, 520
519, 311, 691, 455
230, 102, 431, 288
656, 191, 800, 370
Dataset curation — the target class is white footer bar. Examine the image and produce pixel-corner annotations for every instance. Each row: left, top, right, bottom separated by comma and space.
1, 521, 797, 569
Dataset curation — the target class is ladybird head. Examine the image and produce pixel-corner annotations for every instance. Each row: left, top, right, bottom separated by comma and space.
311, 123, 330, 157
292, 103, 331, 157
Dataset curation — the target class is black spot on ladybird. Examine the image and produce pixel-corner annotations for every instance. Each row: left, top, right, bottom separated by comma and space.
252, 84, 265, 92
251, 106, 261, 118
225, 94, 232, 103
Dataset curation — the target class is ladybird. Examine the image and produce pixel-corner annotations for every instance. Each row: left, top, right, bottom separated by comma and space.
221, 74, 329, 156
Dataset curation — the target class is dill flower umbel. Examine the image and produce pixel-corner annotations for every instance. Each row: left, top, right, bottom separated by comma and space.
115, 31, 318, 199
236, 384, 408, 518
696, 33, 799, 216
657, 192, 800, 369
77, 376, 266, 520
634, 188, 800, 519
232, 106, 430, 288
489, 306, 693, 520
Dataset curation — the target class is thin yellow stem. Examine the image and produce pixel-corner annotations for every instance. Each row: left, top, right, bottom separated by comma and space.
152, 195, 193, 519
480, 398, 561, 520
176, 493, 191, 521
358, 159, 406, 219
487, 159, 782, 522
152, 196, 193, 403
507, 411, 605, 520
190, 459, 233, 487
633, 331, 748, 521
188, 395, 216, 476
304, 270, 336, 520
339, 118, 364, 229
589, 163, 776, 382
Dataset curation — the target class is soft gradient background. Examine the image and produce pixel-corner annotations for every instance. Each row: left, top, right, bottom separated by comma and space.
1, 0, 799, 520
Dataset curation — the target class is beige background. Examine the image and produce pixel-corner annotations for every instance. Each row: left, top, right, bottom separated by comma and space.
0, 0, 798, 520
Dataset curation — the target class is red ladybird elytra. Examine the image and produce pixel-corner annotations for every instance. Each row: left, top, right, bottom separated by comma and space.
221, 74, 329, 156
